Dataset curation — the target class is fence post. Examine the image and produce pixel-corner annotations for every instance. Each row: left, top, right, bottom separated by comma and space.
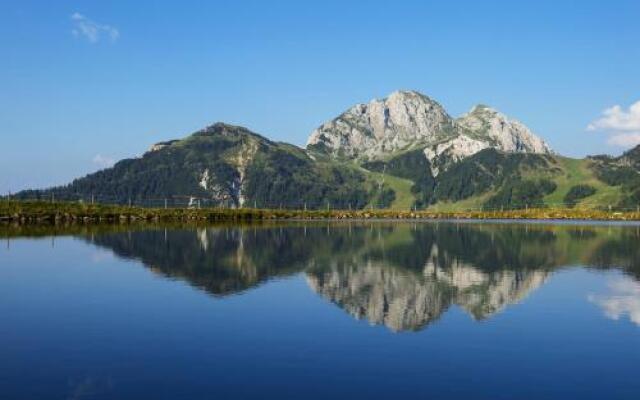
128, 198, 132, 208
164, 198, 168, 209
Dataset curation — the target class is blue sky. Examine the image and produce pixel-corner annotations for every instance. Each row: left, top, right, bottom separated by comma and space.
1, 0, 639, 192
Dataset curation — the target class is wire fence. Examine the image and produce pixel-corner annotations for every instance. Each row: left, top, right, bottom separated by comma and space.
2, 192, 640, 213
1, 193, 227, 209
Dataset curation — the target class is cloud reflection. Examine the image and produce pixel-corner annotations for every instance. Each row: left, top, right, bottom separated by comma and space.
590, 278, 640, 326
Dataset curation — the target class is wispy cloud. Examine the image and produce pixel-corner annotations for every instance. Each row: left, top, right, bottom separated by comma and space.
587, 100, 640, 148
606, 133, 640, 147
71, 12, 119, 43
589, 278, 640, 326
92, 154, 115, 169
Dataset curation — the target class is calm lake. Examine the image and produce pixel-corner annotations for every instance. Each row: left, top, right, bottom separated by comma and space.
2, 221, 640, 399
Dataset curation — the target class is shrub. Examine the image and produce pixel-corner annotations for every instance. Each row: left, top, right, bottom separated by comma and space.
563, 185, 596, 207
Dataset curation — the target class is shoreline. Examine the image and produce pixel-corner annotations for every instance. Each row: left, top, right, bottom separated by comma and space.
2, 200, 640, 224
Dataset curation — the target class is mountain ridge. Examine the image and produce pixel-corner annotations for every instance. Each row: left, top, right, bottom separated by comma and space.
15, 90, 640, 210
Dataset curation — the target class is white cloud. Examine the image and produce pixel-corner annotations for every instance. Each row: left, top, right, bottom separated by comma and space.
589, 278, 640, 326
92, 154, 115, 169
587, 100, 640, 148
606, 133, 640, 147
588, 101, 640, 132
71, 12, 119, 43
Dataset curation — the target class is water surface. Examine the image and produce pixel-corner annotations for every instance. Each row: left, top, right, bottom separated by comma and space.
2, 221, 640, 399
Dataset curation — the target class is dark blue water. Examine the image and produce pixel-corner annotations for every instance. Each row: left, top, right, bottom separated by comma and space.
1, 222, 640, 399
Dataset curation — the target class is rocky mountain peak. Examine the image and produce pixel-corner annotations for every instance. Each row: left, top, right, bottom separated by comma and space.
146, 122, 269, 154
307, 90, 553, 175
386, 89, 440, 105
307, 90, 551, 175
306, 90, 455, 159
195, 122, 255, 137
456, 105, 552, 154
423, 104, 552, 176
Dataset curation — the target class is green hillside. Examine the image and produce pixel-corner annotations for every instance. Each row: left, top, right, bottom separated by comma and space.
362, 170, 416, 210
365, 150, 634, 211
540, 157, 623, 207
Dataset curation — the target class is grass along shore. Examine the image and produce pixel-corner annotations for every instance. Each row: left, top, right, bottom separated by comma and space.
2, 200, 640, 223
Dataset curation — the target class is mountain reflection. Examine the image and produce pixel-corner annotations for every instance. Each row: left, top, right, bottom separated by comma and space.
75, 222, 640, 332
307, 256, 548, 331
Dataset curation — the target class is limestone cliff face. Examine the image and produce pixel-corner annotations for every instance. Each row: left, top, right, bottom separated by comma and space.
197, 135, 260, 207
307, 91, 455, 160
423, 134, 491, 176
307, 90, 552, 175
147, 140, 179, 153
456, 105, 551, 154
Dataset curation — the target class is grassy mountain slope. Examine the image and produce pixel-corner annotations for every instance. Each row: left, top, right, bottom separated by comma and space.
361, 170, 416, 209
540, 157, 623, 207
363, 148, 632, 210
588, 147, 640, 208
